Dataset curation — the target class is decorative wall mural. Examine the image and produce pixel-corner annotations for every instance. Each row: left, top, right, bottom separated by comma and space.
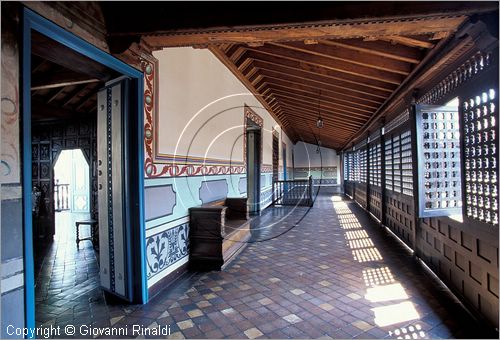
146, 222, 189, 278
1, 32, 20, 184
141, 58, 247, 178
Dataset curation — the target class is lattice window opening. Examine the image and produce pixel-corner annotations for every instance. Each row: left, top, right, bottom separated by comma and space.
360, 148, 368, 183
369, 142, 382, 187
343, 153, 351, 181
416, 104, 463, 218
353, 150, 361, 183
385, 138, 394, 191
401, 131, 413, 197
463, 88, 499, 225
393, 135, 402, 193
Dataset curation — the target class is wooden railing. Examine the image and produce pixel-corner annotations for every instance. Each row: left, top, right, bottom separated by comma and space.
272, 176, 313, 207
54, 182, 70, 211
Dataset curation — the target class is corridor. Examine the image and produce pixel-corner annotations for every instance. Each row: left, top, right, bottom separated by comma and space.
57, 192, 489, 339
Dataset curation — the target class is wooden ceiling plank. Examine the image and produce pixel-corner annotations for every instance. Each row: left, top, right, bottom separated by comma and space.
246, 44, 403, 85
75, 87, 99, 111
253, 61, 390, 100
271, 41, 411, 75
62, 84, 89, 108
228, 46, 247, 63
242, 52, 397, 92
281, 111, 360, 132
278, 105, 366, 131
259, 75, 382, 109
379, 35, 435, 49
208, 46, 295, 138
32, 32, 112, 81
46, 87, 69, 105
277, 99, 368, 127
31, 75, 99, 91
272, 92, 371, 120
267, 85, 375, 115
319, 39, 422, 64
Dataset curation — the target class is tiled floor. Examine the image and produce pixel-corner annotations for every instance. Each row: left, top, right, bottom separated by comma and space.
35, 212, 133, 331
36, 195, 496, 339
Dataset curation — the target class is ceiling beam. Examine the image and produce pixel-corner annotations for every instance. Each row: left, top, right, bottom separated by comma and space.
270, 41, 411, 75
269, 92, 371, 121
250, 60, 390, 100
142, 16, 466, 47
378, 35, 435, 49
264, 85, 374, 116
275, 98, 367, 127
245, 44, 404, 85
31, 31, 113, 81
318, 39, 422, 64
278, 108, 360, 133
209, 46, 296, 140
62, 85, 90, 108
240, 52, 397, 92
254, 73, 383, 108
31, 71, 99, 91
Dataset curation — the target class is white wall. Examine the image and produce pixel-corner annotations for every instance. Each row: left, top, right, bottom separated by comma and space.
145, 47, 294, 288
294, 141, 340, 168
293, 142, 341, 184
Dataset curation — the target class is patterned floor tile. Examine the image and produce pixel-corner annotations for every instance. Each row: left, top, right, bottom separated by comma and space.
34, 194, 497, 339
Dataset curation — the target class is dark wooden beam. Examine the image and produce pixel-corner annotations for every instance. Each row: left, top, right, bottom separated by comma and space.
254, 73, 383, 108
378, 35, 435, 49
75, 88, 99, 111
264, 85, 374, 116
241, 52, 397, 92
31, 31, 113, 81
249, 60, 391, 100
275, 100, 367, 129
46, 87, 68, 104
208, 46, 296, 139
32, 99, 92, 122
270, 41, 412, 75
245, 44, 404, 85
270, 92, 371, 121
142, 15, 466, 47
318, 39, 423, 64
31, 71, 99, 90
62, 85, 90, 108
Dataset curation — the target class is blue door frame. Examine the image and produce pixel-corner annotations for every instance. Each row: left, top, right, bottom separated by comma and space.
22, 8, 148, 334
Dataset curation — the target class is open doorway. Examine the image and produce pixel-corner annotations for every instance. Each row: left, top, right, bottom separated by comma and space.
246, 121, 262, 215
53, 149, 91, 242
24, 9, 147, 331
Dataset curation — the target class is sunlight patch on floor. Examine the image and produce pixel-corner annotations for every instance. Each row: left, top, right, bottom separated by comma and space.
332, 196, 422, 331
372, 301, 420, 327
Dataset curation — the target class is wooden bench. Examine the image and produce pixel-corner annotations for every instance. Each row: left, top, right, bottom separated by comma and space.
189, 197, 250, 270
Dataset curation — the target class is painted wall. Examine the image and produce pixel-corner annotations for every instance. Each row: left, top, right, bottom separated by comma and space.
293, 142, 340, 187
144, 47, 293, 290
1, 3, 25, 337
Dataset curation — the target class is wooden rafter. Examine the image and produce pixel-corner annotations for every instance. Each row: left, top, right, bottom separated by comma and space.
143, 16, 466, 47
378, 35, 435, 49
244, 44, 404, 85
269, 41, 412, 75
318, 39, 422, 64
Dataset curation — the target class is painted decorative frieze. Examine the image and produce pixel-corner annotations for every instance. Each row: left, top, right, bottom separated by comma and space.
146, 222, 189, 279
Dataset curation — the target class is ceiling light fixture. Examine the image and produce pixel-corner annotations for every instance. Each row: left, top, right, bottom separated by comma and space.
316, 90, 324, 129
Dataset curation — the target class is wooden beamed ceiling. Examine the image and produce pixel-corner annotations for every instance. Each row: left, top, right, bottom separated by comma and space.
203, 17, 468, 149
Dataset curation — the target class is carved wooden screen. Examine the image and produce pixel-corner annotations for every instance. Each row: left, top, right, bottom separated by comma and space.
272, 132, 279, 182
415, 105, 462, 217
369, 142, 382, 187
462, 88, 498, 224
